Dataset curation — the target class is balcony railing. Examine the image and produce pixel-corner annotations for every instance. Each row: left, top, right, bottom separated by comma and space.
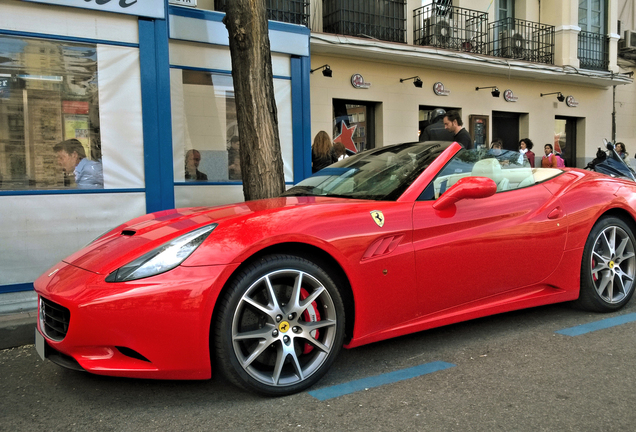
214, 0, 310, 27
413, 5, 489, 54
489, 18, 554, 64
578, 31, 609, 71
323, 0, 407, 43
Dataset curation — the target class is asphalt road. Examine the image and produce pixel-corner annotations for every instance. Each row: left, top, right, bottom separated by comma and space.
2, 300, 636, 432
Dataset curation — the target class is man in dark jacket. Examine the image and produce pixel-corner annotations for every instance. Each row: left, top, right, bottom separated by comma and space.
421, 108, 455, 142
443, 110, 472, 149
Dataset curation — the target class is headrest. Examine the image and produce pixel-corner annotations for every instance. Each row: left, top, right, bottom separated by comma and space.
471, 158, 503, 183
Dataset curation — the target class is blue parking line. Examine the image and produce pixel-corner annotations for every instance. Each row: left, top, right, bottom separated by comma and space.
555, 312, 636, 336
308, 361, 456, 401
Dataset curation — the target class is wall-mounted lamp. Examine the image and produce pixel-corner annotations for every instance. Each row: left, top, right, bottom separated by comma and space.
310, 64, 332, 77
400, 76, 423, 88
540, 91, 565, 102
476, 86, 500, 97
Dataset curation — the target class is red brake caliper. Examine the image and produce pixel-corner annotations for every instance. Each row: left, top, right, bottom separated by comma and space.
300, 287, 321, 354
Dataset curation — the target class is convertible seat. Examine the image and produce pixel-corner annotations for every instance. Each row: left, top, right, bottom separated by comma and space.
471, 158, 509, 191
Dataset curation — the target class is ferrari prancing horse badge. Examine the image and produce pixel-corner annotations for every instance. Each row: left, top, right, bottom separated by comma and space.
370, 210, 384, 227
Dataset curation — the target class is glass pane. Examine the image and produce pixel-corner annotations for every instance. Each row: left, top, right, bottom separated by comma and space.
591, 12, 601, 28
0, 35, 102, 190
592, 0, 601, 11
177, 71, 238, 182
333, 103, 367, 153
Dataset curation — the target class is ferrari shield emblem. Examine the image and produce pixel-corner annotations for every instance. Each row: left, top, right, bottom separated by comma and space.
370, 210, 385, 227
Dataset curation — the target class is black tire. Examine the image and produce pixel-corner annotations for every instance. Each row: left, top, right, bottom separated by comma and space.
575, 216, 636, 312
214, 254, 345, 396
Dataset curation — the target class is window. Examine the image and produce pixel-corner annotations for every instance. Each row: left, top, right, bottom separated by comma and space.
0, 35, 101, 190
170, 69, 294, 183
0, 35, 144, 191
333, 99, 374, 154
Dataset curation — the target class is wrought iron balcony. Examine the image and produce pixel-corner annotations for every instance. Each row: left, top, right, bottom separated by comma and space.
323, 0, 407, 43
489, 18, 554, 64
413, 4, 488, 54
214, 0, 309, 27
578, 31, 609, 71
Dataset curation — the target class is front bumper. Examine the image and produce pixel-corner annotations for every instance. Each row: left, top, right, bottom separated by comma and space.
34, 261, 238, 380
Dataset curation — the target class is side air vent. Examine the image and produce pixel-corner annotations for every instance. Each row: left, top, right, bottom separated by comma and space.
121, 230, 136, 236
362, 235, 404, 260
116, 346, 151, 362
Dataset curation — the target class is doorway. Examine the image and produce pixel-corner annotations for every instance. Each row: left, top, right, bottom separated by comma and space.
418, 105, 460, 140
492, 111, 520, 150
555, 116, 577, 167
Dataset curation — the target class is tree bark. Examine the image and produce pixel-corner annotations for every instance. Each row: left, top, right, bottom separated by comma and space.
223, 0, 286, 201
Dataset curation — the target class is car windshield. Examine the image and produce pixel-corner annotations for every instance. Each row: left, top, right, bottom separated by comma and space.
281, 141, 451, 201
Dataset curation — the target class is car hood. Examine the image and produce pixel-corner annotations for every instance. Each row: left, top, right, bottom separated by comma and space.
62, 196, 372, 274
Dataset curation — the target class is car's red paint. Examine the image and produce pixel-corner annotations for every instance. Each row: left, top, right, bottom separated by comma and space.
34, 141, 636, 381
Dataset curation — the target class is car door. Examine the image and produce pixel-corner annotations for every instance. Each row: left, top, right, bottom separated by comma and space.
412, 174, 567, 316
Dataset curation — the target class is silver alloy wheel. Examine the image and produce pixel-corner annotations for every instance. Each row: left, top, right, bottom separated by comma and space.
231, 269, 338, 387
591, 225, 636, 304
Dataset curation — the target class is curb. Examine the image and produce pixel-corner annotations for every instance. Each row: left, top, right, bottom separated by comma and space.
0, 311, 37, 350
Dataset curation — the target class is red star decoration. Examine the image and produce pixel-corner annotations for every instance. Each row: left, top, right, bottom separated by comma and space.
333, 122, 357, 153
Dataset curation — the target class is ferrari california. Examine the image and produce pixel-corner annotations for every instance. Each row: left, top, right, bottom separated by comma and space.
34, 141, 636, 396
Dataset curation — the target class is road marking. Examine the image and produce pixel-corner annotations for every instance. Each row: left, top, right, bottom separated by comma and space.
308, 361, 456, 401
555, 312, 636, 336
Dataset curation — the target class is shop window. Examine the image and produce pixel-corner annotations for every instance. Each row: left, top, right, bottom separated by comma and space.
0, 35, 143, 191
333, 99, 374, 153
0, 35, 102, 190
170, 69, 294, 183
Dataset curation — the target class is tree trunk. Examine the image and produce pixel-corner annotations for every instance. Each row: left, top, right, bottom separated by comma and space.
223, 0, 286, 201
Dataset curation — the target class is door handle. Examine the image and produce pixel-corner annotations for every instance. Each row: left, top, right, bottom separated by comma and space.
547, 207, 562, 220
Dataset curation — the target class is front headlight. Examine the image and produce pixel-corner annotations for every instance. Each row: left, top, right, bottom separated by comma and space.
105, 223, 217, 282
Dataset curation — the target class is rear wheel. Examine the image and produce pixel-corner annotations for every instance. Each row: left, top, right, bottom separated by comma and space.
576, 216, 636, 311
215, 254, 345, 396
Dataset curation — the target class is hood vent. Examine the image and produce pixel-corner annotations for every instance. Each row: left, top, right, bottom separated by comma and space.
120, 230, 137, 236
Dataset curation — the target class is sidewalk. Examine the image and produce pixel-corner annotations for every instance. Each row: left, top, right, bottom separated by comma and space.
0, 291, 37, 350
0, 311, 37, 350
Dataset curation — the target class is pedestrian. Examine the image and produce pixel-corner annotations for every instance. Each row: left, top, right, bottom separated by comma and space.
443, 110, 472, 148
312, 131, 337, 173
518, 138, 535, 167
542, 143, 558, 168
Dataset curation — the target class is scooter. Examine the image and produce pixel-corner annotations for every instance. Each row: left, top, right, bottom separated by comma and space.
585, 140, 636, 182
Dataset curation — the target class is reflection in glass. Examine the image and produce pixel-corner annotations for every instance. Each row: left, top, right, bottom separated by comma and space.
0, 35, 101, 190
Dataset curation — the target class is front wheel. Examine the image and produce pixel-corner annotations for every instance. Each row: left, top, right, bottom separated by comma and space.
576, 216, 636, 312
214, 255, 345, 396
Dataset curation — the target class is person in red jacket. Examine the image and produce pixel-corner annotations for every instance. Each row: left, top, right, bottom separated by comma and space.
542, 143, 558, 168
518, 138, 535, 167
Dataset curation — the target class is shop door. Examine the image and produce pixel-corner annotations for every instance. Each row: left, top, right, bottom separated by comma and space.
492, 111, 519, 150
418, 105, 460, 140
333, 99, 375, 153
555, 116, 577, 167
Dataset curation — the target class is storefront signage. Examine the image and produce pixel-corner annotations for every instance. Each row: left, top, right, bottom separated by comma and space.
23, 0, 165, 19
351, 74, 371, 89
503, 89, 518, 102
63, 101, 90, 115
433, 82, 450, 96
566, 95, 579, 107
168, 0, 197, 7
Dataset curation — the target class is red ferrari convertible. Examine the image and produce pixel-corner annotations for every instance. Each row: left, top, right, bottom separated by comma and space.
34, 141, 636, 396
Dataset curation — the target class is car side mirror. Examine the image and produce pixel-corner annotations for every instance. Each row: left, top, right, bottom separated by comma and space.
432, 176, 497, 211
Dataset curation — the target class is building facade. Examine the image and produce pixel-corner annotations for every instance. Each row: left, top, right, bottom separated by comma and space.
309, 0, 633, 168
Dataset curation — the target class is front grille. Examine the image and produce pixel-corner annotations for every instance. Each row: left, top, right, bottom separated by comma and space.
40, 297, 70, 341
